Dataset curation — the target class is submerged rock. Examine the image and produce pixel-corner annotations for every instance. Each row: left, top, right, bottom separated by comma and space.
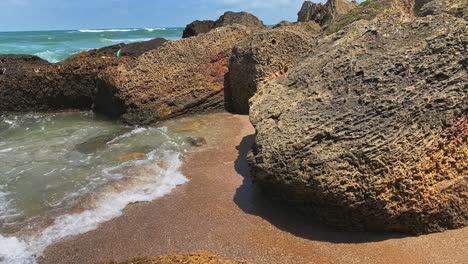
185, 136, 207, 147
95, 25, 253, 125
248, 13, 468, 234
224, 22, 321, 114
75, 134, 117, 154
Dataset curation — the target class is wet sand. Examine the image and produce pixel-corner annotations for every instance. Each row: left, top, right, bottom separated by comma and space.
40, 113, 468, 264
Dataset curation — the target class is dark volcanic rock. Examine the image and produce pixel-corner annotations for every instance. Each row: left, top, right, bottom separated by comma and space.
225, 22, 321, 114
183, 20, 216, 38
95, 25, 253, 125
69, 38, 168, 59
248, 14, 468, 234
298, 0, 357, 25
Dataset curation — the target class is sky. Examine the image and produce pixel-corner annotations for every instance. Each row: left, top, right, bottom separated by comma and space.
0, 0, 318, 31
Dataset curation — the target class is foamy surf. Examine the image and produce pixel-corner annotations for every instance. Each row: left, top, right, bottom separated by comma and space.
0, 150, 188, 264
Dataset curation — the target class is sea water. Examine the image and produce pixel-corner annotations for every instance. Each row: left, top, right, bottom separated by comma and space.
0, 111, 211, 263
0, 27, 183, 62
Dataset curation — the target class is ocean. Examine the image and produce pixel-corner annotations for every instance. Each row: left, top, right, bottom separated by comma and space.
0, 27, 183, 63
0, 28, 192, 264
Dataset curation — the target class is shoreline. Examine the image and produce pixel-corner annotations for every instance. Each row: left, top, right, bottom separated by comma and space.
38, 113, 468, 264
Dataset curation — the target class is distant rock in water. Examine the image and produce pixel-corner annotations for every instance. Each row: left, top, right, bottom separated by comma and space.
69, 38, 168, 59
225, 21, 321, 114
95, 25, 254, 125
248, 13, 468, 234
75, 134, 117, 154
297, 0, 357, 25
182, 11, 266, 38
183, 20, 216, 38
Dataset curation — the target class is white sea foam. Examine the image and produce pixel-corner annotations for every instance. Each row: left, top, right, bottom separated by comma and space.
144, 27, 167, 31
0, 151, 188, 264
100, 37, 153, 43
78, 29, 139, 33
106, 127, 148, 144
0, 148, 13, 153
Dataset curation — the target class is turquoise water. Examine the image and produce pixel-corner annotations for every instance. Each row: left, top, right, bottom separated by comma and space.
0, 28, 183, 62
0, 111, 216, 263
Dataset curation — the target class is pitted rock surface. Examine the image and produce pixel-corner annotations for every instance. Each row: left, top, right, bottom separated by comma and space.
248, 14, 468, 234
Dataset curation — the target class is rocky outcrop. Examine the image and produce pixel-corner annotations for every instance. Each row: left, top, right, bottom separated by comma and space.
183, 20, 216, 38
95, 25, 253, 125
214, 11, 266, 31
69, 38, 168, 59
298, 0, 357, 25
248, 13, 468, 234
0, 37, 167, 113
182, 11, 266, 39
224, 22, 321, 114
415, 0, 468, 18
103, 251, 251, 264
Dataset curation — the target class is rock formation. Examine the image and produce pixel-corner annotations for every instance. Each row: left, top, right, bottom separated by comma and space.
95, 25, 253, 124
224, 22, 321, 114
415, 0, 468, 18
182, 20, 216, 38
69, 38, 168, 59
0, 37, 169, 113
182, 11, 266, 38
298, 0, 357, 25
248, 12, 467, 234
103, 251, 251, 264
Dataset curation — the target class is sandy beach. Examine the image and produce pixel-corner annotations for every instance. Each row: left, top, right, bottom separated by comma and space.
39, 113, 468, 264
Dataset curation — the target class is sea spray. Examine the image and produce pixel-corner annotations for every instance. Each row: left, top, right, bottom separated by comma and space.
0, 151, 188, 264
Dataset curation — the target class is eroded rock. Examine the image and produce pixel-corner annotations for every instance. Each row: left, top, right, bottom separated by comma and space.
95, 25, 254, 125
298, 0, 358, 25
183, 20, 216, 38
224, 22, 321, 114
248, 14, 468, 234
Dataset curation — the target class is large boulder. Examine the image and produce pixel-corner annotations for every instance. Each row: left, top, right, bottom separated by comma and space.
0, 54, 127, 112
224, 22, 321, 114
182, 11, 266, 39
248, 14, 467, 234
182, 20, 216, 38
298, 0, 357, 25
95, 25, 253, 125
214, 11, 266, 31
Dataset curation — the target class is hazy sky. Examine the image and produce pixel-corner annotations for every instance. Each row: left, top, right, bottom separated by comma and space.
0, 0, 318, 31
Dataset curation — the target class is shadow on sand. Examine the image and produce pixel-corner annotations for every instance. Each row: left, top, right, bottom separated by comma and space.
233, 134, 410, 244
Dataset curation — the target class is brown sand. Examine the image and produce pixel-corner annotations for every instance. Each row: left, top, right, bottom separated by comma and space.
40, 113, 468, 264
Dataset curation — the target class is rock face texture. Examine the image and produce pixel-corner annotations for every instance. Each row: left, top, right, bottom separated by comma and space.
104, 251, 251, 264
182, 11, 266, 39
224, 22, 321, 114
183, 20, 216, 38
95, 25, 253, 124
415, 0, 468, 18
248, 13, 468, 234
298, 0, 357, 25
